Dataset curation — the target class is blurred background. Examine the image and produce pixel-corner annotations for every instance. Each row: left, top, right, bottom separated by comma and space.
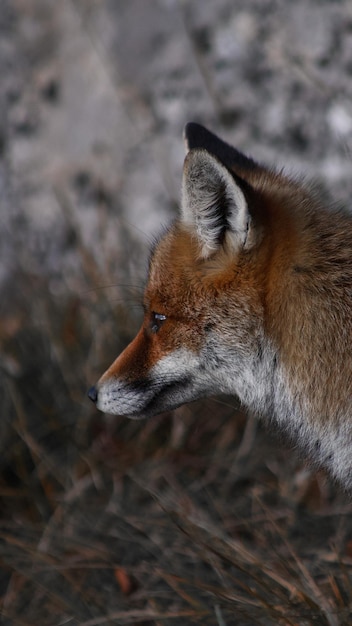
1, 1, 352, 624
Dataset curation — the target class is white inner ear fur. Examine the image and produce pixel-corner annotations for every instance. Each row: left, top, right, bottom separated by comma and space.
181, 149, 250, 259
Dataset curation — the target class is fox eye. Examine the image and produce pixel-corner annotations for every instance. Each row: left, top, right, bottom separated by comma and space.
150, 312, 167, 333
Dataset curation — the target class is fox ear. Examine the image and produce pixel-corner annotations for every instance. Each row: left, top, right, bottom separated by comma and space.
181, 149, 250, 259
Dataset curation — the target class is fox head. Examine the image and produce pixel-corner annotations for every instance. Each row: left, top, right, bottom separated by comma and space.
89, 119, 305, 423
89, 123, 276, 418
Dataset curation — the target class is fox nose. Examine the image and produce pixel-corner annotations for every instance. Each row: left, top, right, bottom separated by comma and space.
88, 386, 98, 404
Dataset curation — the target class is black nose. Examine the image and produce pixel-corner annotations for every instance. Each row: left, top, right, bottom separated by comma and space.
88, 386, 98, 403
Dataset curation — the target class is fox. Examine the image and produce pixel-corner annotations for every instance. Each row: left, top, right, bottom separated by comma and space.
88, 122, 352, 491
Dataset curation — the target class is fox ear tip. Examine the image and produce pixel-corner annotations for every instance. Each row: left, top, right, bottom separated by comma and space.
183, 121, 202, 137
183, 122, 207, 152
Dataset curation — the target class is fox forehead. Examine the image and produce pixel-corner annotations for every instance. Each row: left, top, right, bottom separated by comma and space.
145, 225, 209, 316
146, 222, 246, 317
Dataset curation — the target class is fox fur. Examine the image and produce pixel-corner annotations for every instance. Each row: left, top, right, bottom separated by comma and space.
89, 122, 352, 490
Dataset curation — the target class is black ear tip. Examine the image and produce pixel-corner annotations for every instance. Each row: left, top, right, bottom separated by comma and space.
184, 121, 206, 142
184, 121, 203, 133
88, 386, 98, 403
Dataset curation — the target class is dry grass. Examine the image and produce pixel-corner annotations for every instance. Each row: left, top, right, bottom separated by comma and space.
1, 202, 352, 625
